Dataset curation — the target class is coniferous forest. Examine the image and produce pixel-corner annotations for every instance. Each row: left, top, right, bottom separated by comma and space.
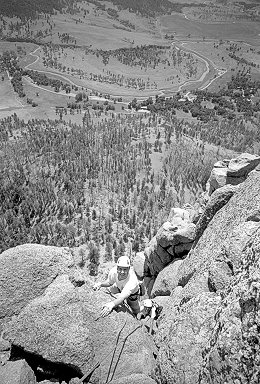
0, 112, 217, 273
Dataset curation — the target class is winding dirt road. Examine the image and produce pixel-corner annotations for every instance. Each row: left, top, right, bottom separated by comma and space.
23, 42, 224, 101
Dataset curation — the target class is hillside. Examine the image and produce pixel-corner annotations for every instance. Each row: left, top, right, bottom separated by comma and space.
0, 0, 65, 18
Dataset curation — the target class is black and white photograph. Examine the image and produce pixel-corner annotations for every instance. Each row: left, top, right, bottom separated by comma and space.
0, 0, 260, 383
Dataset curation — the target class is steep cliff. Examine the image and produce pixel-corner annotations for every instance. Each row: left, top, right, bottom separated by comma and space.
155, 169, 260, 383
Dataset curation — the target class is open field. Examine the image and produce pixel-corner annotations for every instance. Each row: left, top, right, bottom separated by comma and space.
1, 0, 260, 113
0, 74, 24, 109
160, 13, 260, 45
0, 41, 37, 57
27, 42, 206, 97
182, 41, 260, 71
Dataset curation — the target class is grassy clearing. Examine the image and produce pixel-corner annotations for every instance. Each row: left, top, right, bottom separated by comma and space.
160, 13, 260, 43
0, 74, 23, 109
0, 107, 32, 121
0, 41, 37, 57
28, 43, 206, 98
184, 41, 260, 70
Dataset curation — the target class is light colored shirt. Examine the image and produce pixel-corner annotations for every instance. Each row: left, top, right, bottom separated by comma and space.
108, 266, 139, 297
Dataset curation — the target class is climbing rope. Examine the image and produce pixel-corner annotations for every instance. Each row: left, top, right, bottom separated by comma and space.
75, 321, 142, 384
105, 319, 127, 383
76, 320, 127, 383
105, 323, 142, 383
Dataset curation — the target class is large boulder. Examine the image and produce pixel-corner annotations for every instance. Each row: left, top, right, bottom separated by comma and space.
134, 207, 196, 289
0, 244, 75, 330
0, 359, 36, 384
3, 275, 156, 383
207, 153, 260, 195
156, 220, 196, 249
151, 259, 183, 298
138, 207, 196, 279
155, 170, 260, 383
143, 211, 195, 278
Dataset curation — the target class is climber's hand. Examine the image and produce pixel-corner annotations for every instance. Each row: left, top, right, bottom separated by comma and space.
100, 302, 115, 317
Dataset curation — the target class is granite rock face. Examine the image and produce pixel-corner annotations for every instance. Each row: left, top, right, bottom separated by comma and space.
0, 244, 75, 329
109, 373, 157, 384
199, 227, 260, 384
155, 170, 260, 384
136, 208, 195, 281
3, 275, 156, 383
157, 293, 221, 384
151, 259, 183, 298
195, 184, 238, 243
0, 359, 36, 384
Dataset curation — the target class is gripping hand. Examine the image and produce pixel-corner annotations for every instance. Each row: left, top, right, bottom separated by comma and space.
100, 302, 115, 318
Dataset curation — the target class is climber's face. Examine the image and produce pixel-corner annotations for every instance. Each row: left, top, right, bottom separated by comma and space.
117, 266, 130, 281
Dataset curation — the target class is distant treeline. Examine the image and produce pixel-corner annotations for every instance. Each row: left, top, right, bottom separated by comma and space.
0, 0, 206, 19
104, 0, 205, 17
0, 0, 65, 18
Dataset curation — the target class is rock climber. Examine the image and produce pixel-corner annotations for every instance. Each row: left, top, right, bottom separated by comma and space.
137, 299, 162, 335
93, 256, 141, 318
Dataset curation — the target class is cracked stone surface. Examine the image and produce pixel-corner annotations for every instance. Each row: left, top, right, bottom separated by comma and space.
0, 244, 75, 331
155, 171, 260, 383
3, 276, 156, 383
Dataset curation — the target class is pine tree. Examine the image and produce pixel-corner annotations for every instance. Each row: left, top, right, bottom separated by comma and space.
88, 241, 100, 276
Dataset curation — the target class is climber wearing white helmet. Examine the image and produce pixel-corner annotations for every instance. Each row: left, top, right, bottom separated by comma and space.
137, 299, 162, 334
93, 256, 140, 317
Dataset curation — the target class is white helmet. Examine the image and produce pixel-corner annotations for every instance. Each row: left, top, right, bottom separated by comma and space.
117, 256, 130, 268
143, 299, 153, 308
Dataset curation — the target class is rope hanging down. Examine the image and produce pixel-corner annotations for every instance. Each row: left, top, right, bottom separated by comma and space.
77, 320, 127, 383
76, 321, 142, 383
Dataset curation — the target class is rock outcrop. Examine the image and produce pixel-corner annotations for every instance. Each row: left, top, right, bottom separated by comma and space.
0, 359, 36, 384
134, 155, 260, 299
194, 184, 238, 243
199, 228, 260, 383
0, 244, 75, 330
151, 259, 183, 298
3, 274, 155, 383
207, 153, 260, 195
135, 208, 195, 281
155, 169, 260, 383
